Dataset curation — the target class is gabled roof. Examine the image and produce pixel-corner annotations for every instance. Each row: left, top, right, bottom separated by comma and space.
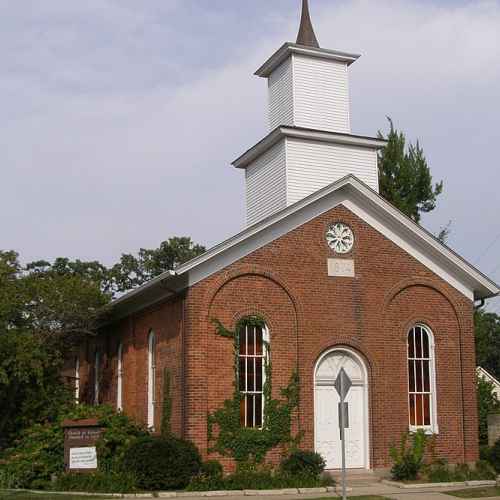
477, 367, 500, 390
109, 175, 499, 321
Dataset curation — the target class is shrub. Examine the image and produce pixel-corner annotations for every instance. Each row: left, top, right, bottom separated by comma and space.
473, 460, 497, 480
187, 468, 334, 491
489, 438, 500, 473
389, 430, 427, 481
280, 450, 326, 478
53, 471, 137, 493
123, 435, 201, 491
0, 404, 147, 490
200, 460, 224, 480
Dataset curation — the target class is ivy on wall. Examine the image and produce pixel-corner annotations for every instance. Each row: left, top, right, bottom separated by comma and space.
207, 316, 301, 467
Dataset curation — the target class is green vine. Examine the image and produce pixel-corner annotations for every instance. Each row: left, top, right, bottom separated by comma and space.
207, 317, 300, 467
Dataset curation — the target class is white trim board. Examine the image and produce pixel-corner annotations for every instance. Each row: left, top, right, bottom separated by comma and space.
110, 175, 499, 319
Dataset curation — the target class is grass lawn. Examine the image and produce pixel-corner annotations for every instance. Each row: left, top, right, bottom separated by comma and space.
0, 492, 108, 499
445, 487, 500, 498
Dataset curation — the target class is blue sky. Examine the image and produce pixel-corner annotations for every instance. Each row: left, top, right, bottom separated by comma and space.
1, 0, 500, 311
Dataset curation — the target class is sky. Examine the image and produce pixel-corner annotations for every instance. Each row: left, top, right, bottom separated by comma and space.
1, 0, 500, 311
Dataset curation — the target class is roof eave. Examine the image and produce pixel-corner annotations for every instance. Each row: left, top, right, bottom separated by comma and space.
255, 43, 361, 78
232, 126, 387, 169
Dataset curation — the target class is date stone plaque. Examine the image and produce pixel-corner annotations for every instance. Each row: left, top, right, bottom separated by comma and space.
62, 419, 103, 473
327, 258, 355, 278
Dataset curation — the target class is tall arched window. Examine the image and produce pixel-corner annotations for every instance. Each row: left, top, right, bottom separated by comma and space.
94, 350, 100, 406
74, 356, 80, 404
408, 324, 437, 432
117, 342, 123, 411
147, 330, 156, 430
238, 320, 269, 428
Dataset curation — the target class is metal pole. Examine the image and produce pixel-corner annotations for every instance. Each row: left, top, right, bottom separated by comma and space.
341, 376, 347, 500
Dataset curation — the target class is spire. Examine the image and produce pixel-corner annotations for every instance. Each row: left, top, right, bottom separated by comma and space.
296, 0, 320, 48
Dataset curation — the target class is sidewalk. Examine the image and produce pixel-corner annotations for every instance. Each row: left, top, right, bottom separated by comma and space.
214, 482, 500, 500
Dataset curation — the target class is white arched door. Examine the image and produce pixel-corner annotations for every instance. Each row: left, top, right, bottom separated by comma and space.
314, 348, 369, 469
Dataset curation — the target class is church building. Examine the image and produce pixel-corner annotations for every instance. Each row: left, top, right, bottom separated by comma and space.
72, 1, 499, 472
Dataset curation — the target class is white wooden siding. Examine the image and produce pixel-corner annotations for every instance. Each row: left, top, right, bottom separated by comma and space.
286, 137, 378, 204
246, 140, 287, 226
268, 57, 294, 130
292, 54, 350, 133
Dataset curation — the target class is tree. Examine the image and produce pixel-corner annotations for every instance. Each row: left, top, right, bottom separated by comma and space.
477, 375, 500, 444
110, 237, 205, 293
0, 251, 110, 447
475, 309, 500, 381
378, 117, 443, 223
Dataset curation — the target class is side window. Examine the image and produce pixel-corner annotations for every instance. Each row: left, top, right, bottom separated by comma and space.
408, 324, 437, 432
147, 330, 156, 429
238, 320, 269, 428
117, 342, 123, 411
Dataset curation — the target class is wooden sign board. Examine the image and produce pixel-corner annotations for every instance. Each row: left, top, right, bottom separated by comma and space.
62, 419, 103, 473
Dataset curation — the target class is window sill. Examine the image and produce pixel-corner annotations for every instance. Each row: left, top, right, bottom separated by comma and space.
409, 425, 439, 436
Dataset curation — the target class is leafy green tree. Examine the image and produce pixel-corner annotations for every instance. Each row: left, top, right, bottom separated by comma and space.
0, 251, 110, 447
477, 375, 500, 444
475, 309, 500, 381
378, 118, 443, 223
110, 237, 205, 293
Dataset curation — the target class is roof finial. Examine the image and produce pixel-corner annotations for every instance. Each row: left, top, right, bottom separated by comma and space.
296, 0, 320, 48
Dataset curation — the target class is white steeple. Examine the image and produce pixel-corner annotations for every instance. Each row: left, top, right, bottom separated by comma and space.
233, 1, 385, 227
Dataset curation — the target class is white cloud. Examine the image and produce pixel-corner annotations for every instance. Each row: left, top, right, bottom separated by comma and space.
1, 0, 500, 311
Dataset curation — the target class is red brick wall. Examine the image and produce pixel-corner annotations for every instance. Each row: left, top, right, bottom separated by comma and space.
182, 205, 478, 469
87, 204, 478, 470
78, 296, 185, 436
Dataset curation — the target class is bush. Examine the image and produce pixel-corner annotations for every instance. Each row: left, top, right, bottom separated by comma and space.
423, 459, 496, 483
280, 450, 326, 478
123, 435, 201, 491
187, 468, 334, 492
200, 460, 223, 480
488, 438, 500, 473
389, 430, 427, 481
0, 404, 147, 490
53, 471, 137, 493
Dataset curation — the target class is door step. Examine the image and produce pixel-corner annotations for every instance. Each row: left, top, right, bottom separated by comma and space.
326, 469, 381, 486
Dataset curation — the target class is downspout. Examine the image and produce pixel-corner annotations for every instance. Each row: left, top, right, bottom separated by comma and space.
474, 298, 485, 311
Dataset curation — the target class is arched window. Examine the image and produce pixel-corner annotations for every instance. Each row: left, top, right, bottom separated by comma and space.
408, 325, 437, 432
147, 330, 156, 430
94, 350, 100, 406
238, 320, 269, 428
117, 342, 123, 411
74, 356, 80, 404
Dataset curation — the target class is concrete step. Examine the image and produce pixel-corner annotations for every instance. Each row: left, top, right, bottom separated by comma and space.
326, 469, 381, 486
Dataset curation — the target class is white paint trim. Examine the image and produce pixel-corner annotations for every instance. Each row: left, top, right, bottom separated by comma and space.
147, 330, 156, 430
407, 324, 439, 434
117, 342, 123, 412
232, 127, 386, 169
341, 199, 474, 300
74, 356, 80, 404
110, 176, 499, 320
313, 346, 371, 470
255, 43, 360, 78
477, 366, 500, 390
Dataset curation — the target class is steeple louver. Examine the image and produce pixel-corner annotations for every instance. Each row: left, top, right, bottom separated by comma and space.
296, 0, 319, 48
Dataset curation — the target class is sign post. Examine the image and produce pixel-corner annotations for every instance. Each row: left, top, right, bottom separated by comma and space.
334, 368, 352, 500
